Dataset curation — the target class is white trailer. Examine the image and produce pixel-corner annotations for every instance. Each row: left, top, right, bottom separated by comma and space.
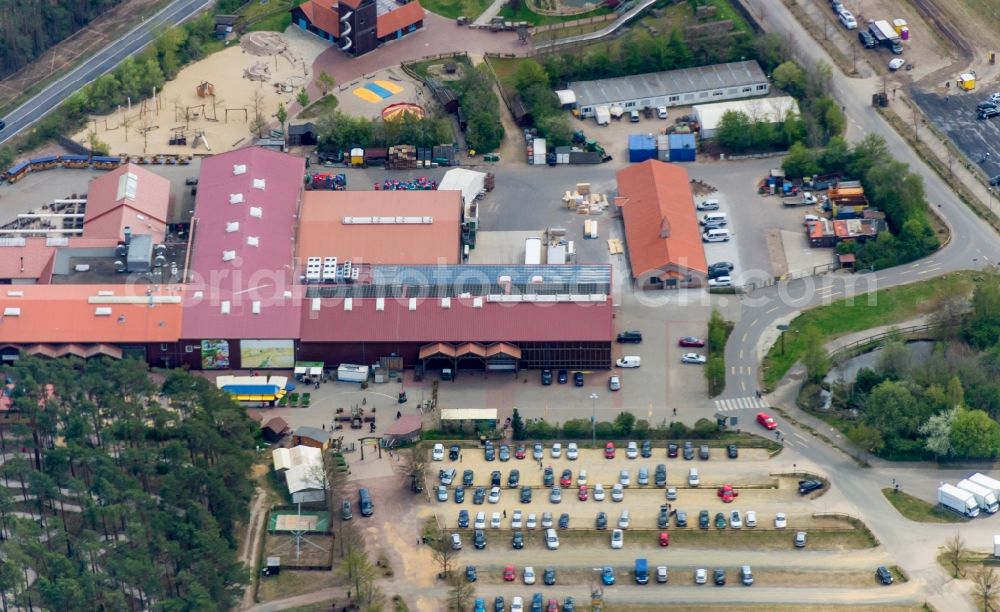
337, 364, 370, 383
994, 535, 1000, 558
957, 479, 1000, 513
532, 138, 547, 166
525, 237, 542, 265
938, 483, 980, 518
594, 106, 611, 126
969, 473, 1000, 499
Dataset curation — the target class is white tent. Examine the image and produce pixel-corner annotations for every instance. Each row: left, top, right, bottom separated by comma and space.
272, 445, 325, 503
693, 96, 799, 138
438, 168, 486, 224
272, 445, 322, 471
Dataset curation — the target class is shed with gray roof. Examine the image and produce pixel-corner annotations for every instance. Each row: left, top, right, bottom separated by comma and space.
568, 61, 769, 118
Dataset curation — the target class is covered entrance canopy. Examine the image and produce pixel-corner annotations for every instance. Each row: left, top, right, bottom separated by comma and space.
294, 361, 325, 377
419, 342, 521, 376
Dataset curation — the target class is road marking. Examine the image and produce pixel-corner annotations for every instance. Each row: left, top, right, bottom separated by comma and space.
793, 432, 808, 442
765, 306, 778, 314
648, 402, 652, 419
750, 319, 758, 327
714, 396, 767, 412
739, 349, 744, 360
741, 380, 747, 393
741, 332, 748, 344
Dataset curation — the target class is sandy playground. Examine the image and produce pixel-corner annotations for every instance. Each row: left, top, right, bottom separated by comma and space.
72, 31, 327, 156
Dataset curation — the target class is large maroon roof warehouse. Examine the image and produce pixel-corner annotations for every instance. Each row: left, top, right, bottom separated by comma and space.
300, 297, 613, 343
182, 147, 305, 339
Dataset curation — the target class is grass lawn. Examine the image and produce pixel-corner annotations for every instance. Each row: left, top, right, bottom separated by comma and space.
498, 2, 613, 26
246, 12, 293, 32
257, 571, 339, 603
881, 488, 966, 523
557, 525, 875, 550
762, 272, 976, 389
298, 94, 339, 120
420, 0, 493, 20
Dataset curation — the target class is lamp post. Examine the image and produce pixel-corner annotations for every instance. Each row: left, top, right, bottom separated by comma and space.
777, 324, 790, 356
590, 393, 599, 447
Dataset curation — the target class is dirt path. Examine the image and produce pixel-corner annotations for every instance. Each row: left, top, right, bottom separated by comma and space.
239, 464, 271, 610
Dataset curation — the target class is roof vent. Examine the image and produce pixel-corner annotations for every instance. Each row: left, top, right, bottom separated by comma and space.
94, 307, 112, 316
229, 193, 244, 204
659, 216, 671, 238
220, 301, 231, 315
376, 297, 385, 311
193, 291, 204, 299
3, 307, 21, 316
283, 290, 292, 299
116, 172, 138, 201
440, 297, 451, 309
247, 236, 259, 246
6, 291, 23, 297
233, 164, 247, 175
253, 178, 266, 190
222, 250, 236, 261
311, 298, 321, 312
97, 290, 115, 296
226, 222, 240, 233
408, 297, 417, 311
344, 298, 353, 311
250, 206, 263, 218
252, 301, 261, 314
473, 297, 483, 308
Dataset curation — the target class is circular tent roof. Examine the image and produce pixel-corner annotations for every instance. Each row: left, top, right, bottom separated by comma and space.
381, 102, 426, 122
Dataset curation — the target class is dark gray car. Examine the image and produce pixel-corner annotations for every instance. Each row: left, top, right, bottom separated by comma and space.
683, 442, 694, 460
341, 500, 353, 520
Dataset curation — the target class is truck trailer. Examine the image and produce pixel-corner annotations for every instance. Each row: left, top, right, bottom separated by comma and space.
868, 20, 903, 54
938, 483, 980, 518
968, 473, 1000, 499
337, 364, 370, 383
957, 479, 1000, 514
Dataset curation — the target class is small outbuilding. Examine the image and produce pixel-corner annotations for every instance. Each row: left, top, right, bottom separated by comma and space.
384, 414, 423, 444
293, 425, 331, 449
263, 417, 291, 442
288, 123, 318, 146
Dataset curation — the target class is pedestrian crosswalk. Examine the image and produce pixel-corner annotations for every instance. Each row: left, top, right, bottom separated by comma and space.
714, 396, 769, 412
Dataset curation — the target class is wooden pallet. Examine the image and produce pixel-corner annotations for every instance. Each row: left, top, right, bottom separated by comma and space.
607, 239, 624, 254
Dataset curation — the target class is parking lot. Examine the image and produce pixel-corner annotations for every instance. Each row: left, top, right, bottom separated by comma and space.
912, 90, 1000, 184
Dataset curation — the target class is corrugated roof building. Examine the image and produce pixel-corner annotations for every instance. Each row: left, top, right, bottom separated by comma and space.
297, 190, 462, 265
694, 96, 799, 138
616, 160, 707, 288
181, 147, 305, 350
569, 61, 769, 118
83, 163, 170, 242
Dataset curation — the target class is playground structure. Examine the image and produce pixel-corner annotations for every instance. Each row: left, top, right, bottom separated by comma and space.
381, 102, 426, 122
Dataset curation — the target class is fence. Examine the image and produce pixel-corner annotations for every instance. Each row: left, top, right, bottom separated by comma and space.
530, 13, 617, 35
828, 322, 958, 364
741, 262, 841, 292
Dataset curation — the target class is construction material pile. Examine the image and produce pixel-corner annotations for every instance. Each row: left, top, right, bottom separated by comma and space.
563, 183, 608, 214
376, 177, 437, 191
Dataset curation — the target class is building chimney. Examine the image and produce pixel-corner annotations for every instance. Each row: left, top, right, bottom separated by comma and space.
659, 216, 671, 238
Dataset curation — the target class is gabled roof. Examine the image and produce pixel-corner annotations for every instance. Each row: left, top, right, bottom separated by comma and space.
84, 163, 170, 242
0, 284, 183, 343
182, 147, 305, 340
295, 425, 329, 442
616, 160, 708, 278
265, 417, 291, 436
377, 1, 423, 38
296, 0, 340, 37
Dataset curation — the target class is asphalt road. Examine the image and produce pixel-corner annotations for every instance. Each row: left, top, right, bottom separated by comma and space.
0, 0, 210, 147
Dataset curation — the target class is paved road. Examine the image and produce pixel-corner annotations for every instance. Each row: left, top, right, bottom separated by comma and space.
0, 0, 210, 147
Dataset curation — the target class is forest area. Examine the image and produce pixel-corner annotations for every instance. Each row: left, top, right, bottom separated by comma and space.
0, 0, 125, 79
0, 357, 255, 610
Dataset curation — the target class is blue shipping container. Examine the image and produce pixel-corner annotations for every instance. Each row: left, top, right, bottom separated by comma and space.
668, 133, 696, 162
628, 134, 657, 163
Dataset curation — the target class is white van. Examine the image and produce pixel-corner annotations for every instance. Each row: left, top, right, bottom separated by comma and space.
838, 9, 857, 29
702, 228, 731, 243
688, 467, 700, 486
616, 356, 641, 368
700, 212, 728, 226
545, 528, 560, 550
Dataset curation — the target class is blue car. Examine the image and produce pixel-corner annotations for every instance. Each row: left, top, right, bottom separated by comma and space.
601, 566, 616, 585
465, 565, 477, 582
458, 510, 469, 528
474, 597, 486, 612
530, 593, 543, 612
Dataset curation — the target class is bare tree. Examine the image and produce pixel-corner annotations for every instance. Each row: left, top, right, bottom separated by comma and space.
339, 546, 377, 596
974, 566, 1000, 612
447, 571, 475, 611
429, 527, 459, 579
400, 447, 428, 492
248, 90, 267, 138
943, 531, 967, 578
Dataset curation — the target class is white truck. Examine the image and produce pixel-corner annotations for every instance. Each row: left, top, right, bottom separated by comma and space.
968, 473, 1000, 498
957, 479, 1000, 514
869, 20, 903, 54
938, 483, 980, 518
782, 192, 823, 207
524, 237, 542, 265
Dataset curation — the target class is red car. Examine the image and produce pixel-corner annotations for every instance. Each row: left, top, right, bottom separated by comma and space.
717, 484, 739, 503
658, 531, 670, 547
578, 485, 589, 501
605, 442, 616, 459
547, 600, 559, 612
514, 445, 526, 460
756, 412, 777, 430
560, 469, 573, 487
678, 336, 706, 348
503, 566, 515, 582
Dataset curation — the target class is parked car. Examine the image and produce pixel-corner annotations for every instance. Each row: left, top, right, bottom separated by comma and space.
541, 369, 553, 385
990, 175, 1000, 186
775, 512, 787, 529
491, 471, 501, 487
458, 509, 469, 528
550, 487, 562, 504
740, 565, 754, 586
454, 487, 465, 503
578, 485, 589, 501
512, 510, 523, 529
688, 468, 699, 487
474, 511, 486, 529
658, 531, 670, 546
696, 198, 720, 211
557, 369, 568, 384
451, 533, 463, 550
440, 468, 457, 485
641, 440, 652, 458
756, 412, 778, 430
485, 445, 495, 462
699, 510, 710, 529
667, 442, 679, 458
695, 568, 707, 584
675, 510, 688, 528
526, 513, 537, 529
463, 469, 474, 486
610, 528, 623, 549
542, 512, 553, 528
436, 485, 448, 502
876, 566, 893, 585
730, 510, 743, 529
799, 480, 824, 495
608, 374, 621, 391
714, 512, 726, 529
717, 484, 738, 503
593, 483, 606, 501
512, 531, 524, 549
551, 443, 562, 458
619, 469, 631, 487
566, 442, 579, 460
520, 487, 532, 503
504, 565, 516, 582
708, 261, 734, 274
601, 566, 615, 585
656, 106, 668, 119
795, 531, 807, 548
699, 444, 710, 460
707, 276, 732, 288
473, 487, 486, 505
978, 107, 1000, 120
655, 464, 667, 487
543, 467, 554, 487
488, 486, 501, 504
499, 445, 510, 462
515, 445, 526, 459
573, 372, 585, 386
727, 444, 738, 459
533, 442, 544, 460
560, 469, 572, 487
466, 565, 477, 582
544, 566, 556, 586
626, 441, 638, 459
341, 500, 353, 521
490, 512, 501, 529
596, 512, 608, 530
656, 565, 668, 583
611, 484, 624, 502
714, 568, 726, 585
888, 57, 906, 71
678, 336, 706, 347
604, 442, 616, 459
618, 509, 630, 529
522, 566, 535, 585
558, 513, 570, 529
475, 599, 486, 612
683, 442, 694, 460
637, 467, 649, 485
858, 29, 876, 48
658, 505, 669, 529
838, 8, 857, 29
682, 353, 707, 364
745, 510, 757, 528
509, 597, 523, 612
432, 444, 445, 461
449, 445, 460, 460
474, 529, 486, 549
616, 331, 643, 343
